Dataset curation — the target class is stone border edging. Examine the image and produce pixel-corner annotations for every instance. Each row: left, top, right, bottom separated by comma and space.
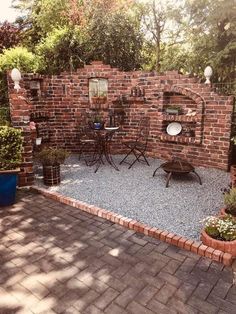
31, 186, 234, 266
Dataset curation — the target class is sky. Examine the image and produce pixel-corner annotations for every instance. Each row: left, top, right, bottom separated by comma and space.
0, 0, 19, 23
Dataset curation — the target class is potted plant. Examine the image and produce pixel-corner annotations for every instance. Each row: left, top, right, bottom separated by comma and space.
91, 92, 107, 103
201, 215, 236, 256
91, 92, 100, 105
99, 92, 107, 104
92, 115, 104, 130
222, 187, 236, 216
36, 147, 69, 186
0, 126, 23, 206
165, 105, 182, 115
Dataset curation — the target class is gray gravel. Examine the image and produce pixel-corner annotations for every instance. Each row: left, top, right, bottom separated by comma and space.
35, 154, 230, 240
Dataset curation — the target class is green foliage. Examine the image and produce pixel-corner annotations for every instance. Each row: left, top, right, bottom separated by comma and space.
10, 0, 236, 84
36, 26, 87, 74
203, 215, 236, 241
0, 72, 9, 108
87, 11, 145, 71
0, 126, 23, 170
0, 46, 39, 72
36, 147, 69, 166
0, 107, 10, 126
184, 0, 236, 81
224, 188, 236, 216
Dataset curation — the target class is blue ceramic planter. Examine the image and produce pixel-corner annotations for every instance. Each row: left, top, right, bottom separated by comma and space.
0, 170, 19, 206
94, 122, 102, 130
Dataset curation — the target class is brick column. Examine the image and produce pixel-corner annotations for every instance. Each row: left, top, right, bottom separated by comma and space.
8, 88, 34, 186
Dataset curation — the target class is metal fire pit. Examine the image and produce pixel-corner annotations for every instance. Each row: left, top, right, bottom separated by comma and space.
153, 158, 202, 188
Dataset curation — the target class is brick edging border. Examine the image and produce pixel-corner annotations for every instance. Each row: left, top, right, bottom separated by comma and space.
31, 186, 234, 266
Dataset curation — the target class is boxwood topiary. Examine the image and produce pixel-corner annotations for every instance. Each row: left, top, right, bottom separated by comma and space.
0, 126, 23, 170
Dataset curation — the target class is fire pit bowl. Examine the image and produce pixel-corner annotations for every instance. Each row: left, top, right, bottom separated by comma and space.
153, 159, 202, 188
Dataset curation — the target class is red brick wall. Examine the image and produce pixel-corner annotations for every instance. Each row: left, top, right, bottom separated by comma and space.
8, 87, 34, 187
8, 61, 234, 185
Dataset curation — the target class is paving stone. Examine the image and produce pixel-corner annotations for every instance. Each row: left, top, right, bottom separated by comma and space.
135, 285, 159, 306
127, 300, 155, 314
157, 271, 182, 288
83, 304, 104, 314
147, 298, 177, 314
225, 285, 236, 305
73, 290, 99, 311
187, 295, 218, 314
104, 302, 128, 314
154, 283, 177, 304
114, 286, 139, 308
174, 282, 196, 302
94, 287, 119, 310
193, 281, 214, 300
167, 298, 198, 314
163, 259, 181, 275
210, 278, 232, 299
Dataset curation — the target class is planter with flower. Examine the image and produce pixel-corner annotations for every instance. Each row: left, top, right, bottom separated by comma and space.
201, 215, 236, 256
36, 147, 69, 186
221, 187, 236, 216
0, 126, 23, 206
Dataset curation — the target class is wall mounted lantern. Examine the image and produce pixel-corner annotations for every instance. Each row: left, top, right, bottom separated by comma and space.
10, 68, 21, 91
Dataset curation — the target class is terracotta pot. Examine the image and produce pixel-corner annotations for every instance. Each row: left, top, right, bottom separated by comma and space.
43, 164, 60, 186
220, 208, 227, 216
220, 207, 236, 217
201, 230, 236, 257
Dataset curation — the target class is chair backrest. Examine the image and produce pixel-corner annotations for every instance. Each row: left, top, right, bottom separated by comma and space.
137, 116, 150, 143
78, 113, 95, 140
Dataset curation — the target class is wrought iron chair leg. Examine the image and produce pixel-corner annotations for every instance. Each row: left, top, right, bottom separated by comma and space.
128, 153, 140, 169
193, 170, 202, 185
142, 153, 150, 166
166, 172, 172, 188
119, 147, 135, 165
153, 165, 161, 177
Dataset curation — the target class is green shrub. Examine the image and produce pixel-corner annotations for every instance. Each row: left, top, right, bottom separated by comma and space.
35, 147, 69, 166
0, 46, 39, 72
224, 188, 236, 216
0, 107, 10, 126
0, 126, 23, 170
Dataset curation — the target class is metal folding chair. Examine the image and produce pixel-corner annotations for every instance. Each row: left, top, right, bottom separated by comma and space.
78, 116, 97, 165
119, 116, 150, 169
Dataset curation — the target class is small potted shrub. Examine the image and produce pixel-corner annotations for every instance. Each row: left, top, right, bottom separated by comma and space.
222, 187, 236, 216
36, 147, 69, 185
201, 215, 236, 256
0, 126, 23, 206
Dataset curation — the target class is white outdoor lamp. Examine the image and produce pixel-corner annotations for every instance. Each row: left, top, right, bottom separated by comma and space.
204, 66, 213, 84
10, 68, 21, 91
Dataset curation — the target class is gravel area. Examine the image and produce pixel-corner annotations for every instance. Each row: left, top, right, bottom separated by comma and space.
35, 154, 230, 240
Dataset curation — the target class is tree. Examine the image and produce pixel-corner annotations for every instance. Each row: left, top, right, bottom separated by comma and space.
0, 22, 21, 53
139, 0, 184, 72
87, 9, 145, 71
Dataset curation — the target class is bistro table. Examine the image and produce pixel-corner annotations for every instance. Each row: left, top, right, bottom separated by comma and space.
88, 127, 120, 173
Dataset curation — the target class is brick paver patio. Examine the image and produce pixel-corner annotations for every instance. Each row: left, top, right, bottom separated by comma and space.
0, 191, 235, 314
